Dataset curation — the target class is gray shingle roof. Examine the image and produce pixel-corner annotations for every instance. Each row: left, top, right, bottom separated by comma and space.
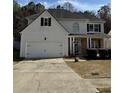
26, 9, 103, 22
24, 9, 105, 35
48, 9, 102, 21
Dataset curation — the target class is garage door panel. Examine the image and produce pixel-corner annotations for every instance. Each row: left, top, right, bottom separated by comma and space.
25, 42, 63, 58
26, 43, 42, 58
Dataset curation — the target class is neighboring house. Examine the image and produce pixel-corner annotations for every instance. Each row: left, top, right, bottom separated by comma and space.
104, 31, 111, 49
20, 9, 110, 58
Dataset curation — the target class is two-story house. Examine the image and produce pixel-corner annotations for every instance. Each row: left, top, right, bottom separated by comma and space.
20, 9, 110, 58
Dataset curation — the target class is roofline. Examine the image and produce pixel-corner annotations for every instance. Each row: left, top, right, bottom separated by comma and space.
20, 9, 69, 34
47, 10, 70, 34
20, 9, 105, 33
56, 18, 104, 22
58, 18, 105, 23
20, 10, 46, 33
69, 33, 111, 38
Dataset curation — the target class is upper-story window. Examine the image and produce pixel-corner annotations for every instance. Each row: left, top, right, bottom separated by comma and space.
73, 23, 79, 32
94, 24, 101, 32
87, 24, 101, 32
41, 17, 51, 26
87, 24, 93, 32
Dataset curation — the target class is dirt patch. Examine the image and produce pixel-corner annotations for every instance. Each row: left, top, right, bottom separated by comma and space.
65, 60, 111, 79
97, 87, 111, 93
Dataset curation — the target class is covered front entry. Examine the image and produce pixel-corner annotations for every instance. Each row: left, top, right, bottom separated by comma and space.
68, 35, 106, 57
68, 37, 87, 56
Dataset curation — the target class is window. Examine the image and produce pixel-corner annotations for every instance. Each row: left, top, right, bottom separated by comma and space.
94, 24, 99, 32
40, 17, 51, 26
73, 23, 79, 32
87, 24, 94, 32
91, 39, 101, 48
44, 18, 48, 26
91, 40, 95, 48
89, 24, 93, 31
87, 24, 101, 32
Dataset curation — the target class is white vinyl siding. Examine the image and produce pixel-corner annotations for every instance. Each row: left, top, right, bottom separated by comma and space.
20, 11, 68, 58
73, 23, 79, 32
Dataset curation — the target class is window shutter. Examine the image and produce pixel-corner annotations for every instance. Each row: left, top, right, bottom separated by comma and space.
48, 18, 51, 26
99, 24, 101, 32
87, 24, 89, 32
41, 17, 44, 26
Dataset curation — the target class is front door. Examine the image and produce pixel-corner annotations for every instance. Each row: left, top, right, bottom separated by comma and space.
74, 38, 81, 56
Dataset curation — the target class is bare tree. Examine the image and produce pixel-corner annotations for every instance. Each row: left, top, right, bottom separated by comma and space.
63, 2, 74, 12
97, 4, 111, 33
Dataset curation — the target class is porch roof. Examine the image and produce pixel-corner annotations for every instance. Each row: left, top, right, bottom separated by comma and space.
68, 33, 111, 38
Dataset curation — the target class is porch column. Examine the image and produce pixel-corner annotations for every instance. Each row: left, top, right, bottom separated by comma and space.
72, 37, 75, 56
70, 37, 74, 56
70, 37, 72, 55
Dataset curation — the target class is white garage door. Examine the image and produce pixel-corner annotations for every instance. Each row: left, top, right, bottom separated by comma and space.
25, 42, 63, 58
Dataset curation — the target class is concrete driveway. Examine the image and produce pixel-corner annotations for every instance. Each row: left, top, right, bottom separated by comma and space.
14, 58, 98, 93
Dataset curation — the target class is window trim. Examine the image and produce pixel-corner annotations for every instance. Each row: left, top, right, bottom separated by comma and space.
41, 17, 51, 26
94, 24, 99, 32
87, 23, 101, 33
89, 24, 94, 32
91, 39, 101, 48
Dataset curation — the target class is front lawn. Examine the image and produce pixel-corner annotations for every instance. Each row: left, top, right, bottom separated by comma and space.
97, 87, 111, 93
65, 60, 111, 79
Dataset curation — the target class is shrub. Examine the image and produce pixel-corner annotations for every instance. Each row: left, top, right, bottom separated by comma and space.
86, 49, 97, 59
108, 49, 111, 59
99, 49, 108, 58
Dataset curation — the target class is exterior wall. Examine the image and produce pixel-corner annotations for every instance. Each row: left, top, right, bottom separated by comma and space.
59, 19, 104, 34
101, 39, 104, 48
59, 20, 87, 34
81, 38, 87, 48
104, 38, 111, 49
91, 38, 104, 48
20, 11, 68, 58
81, 38, 87, 56
104, 31, 111, 49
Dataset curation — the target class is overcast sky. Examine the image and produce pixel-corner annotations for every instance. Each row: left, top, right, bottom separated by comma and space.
16, 0, 110, 11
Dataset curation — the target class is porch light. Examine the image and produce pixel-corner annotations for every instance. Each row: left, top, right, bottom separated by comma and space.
96, 49, 100, 57
97, 53, 100, 57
